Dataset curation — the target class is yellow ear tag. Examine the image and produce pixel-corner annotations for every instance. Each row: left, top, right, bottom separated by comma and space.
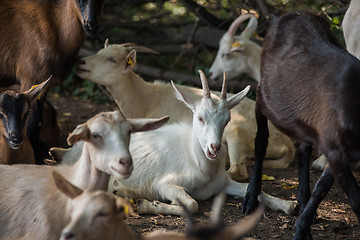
231, 41, 242, 48
123, 204, 130, 216
30, 84, 39, 90
29, 84, 41, 100
127, 57, 134, 67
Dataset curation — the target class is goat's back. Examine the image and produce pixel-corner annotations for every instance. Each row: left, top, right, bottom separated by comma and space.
258, 10, 360, 153
0, 164, 71, 239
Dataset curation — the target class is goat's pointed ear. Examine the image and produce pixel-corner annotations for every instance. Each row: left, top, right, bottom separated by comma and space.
52, 171, 83, 199
227, 85, 250, 109
23, 76, 52, 103
128, 116, 169, 133
124, 50, 136, 74
67, 123, 90, 146
171, 80, 196, 112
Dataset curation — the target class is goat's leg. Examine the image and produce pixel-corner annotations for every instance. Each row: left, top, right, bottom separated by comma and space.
328, 155, 360, 221
226, 180, 297, 215
294, 164, 334, 240
136, 184, 198, 216
242, 108, 269, 215
297, 143, 312, 215
225, 129, 250, 181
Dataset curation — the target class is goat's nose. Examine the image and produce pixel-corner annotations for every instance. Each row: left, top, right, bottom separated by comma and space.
60, 230, 74, 240
9, 132, 22, 143
210, 143, 220, 152
119, 158, 132, 168
86, 21, 98, 32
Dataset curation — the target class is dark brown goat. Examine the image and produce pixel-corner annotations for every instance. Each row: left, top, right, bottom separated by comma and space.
0, 0, 105, 90
0, 79, 50, 164
242, 11, 360, 240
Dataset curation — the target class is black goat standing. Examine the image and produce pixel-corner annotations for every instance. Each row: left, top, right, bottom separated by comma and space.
242, 10, 360, 240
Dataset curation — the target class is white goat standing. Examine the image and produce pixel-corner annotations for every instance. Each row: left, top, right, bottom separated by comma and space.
109, 70, 297, 216
54, 171, 263, 240
208, 14, 261, 82
75, 40, 295, 181
0, 110, 168, 240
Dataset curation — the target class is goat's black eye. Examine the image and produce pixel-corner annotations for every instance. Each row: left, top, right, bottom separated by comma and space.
107, 57, 117, 63
92, 133, 102, 139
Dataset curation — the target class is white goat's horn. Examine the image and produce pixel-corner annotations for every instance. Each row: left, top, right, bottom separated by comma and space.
130, 46, 159, 55
240, 16, 258, 39
198, 70, 210, 98
119, 43, 137, 47
227, 14, 254, 37
104, 39, 109, 48
220, 72, 227, 99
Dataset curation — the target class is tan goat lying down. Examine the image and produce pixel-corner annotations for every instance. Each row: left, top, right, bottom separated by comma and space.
0, 111, 168, 240
54, 170, 264, 240
74, 39, 295, 181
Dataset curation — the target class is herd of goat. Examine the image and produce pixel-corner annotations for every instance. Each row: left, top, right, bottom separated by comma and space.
0, 0, 359, 239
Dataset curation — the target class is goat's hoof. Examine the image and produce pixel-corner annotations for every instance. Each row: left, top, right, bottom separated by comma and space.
242, 194, 259, 215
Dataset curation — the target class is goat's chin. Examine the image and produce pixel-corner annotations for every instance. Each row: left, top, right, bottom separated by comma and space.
110, 166, 133, 180
76, 68, 90, 77
8, 140, 22, 149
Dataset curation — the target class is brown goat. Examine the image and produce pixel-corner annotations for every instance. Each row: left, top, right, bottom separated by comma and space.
0, 0, 105, 90
0, 79, 50, 164
0, 0, 105, 163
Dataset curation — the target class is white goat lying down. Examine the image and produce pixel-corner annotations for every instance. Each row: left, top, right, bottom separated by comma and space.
54, 171, 264, 240
109, 70, 297, 216
208, 14, 261, 82
0, 110, 168, 240
74, 39, 295, 181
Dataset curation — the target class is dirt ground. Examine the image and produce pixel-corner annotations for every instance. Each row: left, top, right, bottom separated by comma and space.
48, 92, 360, 240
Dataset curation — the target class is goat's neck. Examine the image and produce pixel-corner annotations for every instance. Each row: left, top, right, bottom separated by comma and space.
70, 143, 110, 191
54, 0, 86, 55
247, 44, 261, 82
106, 72, 156, 118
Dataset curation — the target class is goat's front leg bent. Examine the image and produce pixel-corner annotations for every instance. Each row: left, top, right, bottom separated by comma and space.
226, 180, 297, 215
242, 108, 269, 215
136, 184, 198, 216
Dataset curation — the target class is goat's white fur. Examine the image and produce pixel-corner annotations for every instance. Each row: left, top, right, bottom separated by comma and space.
75, 40, 295, 181
208, 14, 261, 82
343, 0, 360, 59
109, 71, 297, 216
0, 111, 168, 240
